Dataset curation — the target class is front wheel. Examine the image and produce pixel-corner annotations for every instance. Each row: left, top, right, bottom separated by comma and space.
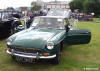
11, 55, 16, 60
52, 47, 61, 65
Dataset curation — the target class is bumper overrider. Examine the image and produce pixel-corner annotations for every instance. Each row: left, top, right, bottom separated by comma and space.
6, 49, 56, 59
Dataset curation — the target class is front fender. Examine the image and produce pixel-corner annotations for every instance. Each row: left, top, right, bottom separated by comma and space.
50, 30, 66, 45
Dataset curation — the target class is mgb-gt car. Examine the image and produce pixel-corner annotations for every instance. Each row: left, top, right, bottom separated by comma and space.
6, 16, 91, 64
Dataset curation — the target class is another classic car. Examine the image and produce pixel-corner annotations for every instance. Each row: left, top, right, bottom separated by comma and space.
6, 16, 91, 64
0, 11, 21, 39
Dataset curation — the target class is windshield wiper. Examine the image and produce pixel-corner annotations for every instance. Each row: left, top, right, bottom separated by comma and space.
31, 26, 38, 29
47, 27, 53, 29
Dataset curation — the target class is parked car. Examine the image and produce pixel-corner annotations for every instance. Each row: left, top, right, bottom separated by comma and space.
6, 16, 91, 64
0, 11, 21, 39
72, 13, 93, 21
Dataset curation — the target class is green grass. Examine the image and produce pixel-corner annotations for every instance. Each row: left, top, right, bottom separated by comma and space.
93, 18, 100, 23
0, 20, 100, 71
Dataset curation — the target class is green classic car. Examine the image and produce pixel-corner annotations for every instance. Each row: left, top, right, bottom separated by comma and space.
6, 16, 91, 64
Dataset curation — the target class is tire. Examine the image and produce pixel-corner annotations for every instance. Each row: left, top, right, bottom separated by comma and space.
11, 55, 16, 60
52, 45, 61, 65
11, 56, 19, 62
60, 41, 63, 51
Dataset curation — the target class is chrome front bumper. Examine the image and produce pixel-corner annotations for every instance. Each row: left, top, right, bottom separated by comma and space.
6, 50, 56, 59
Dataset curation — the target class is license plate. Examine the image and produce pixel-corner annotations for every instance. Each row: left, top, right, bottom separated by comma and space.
15, 56, 34, 63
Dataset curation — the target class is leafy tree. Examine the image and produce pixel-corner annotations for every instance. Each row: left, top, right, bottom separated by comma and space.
31, 6, 41, 11
6, 7, 14, 11
31, 1, 36, 7
69, 0, 100, 17
69, 0, 84, 12
31, 1, 41, 11
83, 0, 100, 16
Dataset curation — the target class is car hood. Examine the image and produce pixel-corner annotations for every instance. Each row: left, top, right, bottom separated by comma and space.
12, 28, 62, 49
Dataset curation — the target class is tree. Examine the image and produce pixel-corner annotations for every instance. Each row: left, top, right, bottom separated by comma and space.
69, 0, 100, 17
83, 0, 100, 16
6, 7, 14, 11
69, 0, 84, 12
31, 1, 36, 7
31, 1, 41, 11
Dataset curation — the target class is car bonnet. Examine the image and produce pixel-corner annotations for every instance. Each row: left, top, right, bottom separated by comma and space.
11, 29, 61, 49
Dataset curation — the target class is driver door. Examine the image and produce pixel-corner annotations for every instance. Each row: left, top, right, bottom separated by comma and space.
64, 29, 91, 45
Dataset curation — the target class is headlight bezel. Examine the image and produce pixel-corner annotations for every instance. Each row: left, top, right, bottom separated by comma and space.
6, 39, 12, 45
47, 42, 54, 50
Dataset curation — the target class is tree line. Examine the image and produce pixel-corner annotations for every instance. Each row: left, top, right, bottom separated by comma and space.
69, 0, 100, 17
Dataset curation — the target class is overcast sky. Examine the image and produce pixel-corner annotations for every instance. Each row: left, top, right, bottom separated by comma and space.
0, 0, 72, 9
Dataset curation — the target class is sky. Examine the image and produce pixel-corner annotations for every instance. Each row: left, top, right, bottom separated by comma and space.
0, 0, 72, 9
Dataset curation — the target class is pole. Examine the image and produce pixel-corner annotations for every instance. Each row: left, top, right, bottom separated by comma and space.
55, 0, 57, 2
24, 11, 27, 29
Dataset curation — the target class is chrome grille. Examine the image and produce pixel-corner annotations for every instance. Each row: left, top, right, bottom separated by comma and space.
11, 47, 43, 56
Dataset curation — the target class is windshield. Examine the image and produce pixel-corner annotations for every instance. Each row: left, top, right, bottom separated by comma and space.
31, 17, 64, 29
0, 12, 12, 19
2, 12, 12, 19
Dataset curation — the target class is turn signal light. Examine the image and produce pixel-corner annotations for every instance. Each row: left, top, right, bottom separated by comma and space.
43, 53, 48, 57
8, 48, 11, 52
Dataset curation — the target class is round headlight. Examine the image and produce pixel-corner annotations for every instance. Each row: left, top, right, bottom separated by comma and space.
6, 39, 12, 45
47, 42, 54, 50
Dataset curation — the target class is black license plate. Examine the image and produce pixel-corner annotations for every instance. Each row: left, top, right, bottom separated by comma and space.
15, 56, 34, 63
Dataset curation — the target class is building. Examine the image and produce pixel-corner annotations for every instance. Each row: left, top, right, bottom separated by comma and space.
43, 1, 70, 9
36, 1, 70, 9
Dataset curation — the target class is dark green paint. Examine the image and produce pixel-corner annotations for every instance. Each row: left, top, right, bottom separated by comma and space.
64, 29, 91, 45
7, 28, 91, 55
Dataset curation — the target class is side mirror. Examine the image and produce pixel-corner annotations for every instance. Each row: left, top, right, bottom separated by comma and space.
16, 25, 24, 32
18, 25, 23, 27
65, 24, 70, 32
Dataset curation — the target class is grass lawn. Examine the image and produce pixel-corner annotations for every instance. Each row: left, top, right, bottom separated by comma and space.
0, 20, 100, 71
